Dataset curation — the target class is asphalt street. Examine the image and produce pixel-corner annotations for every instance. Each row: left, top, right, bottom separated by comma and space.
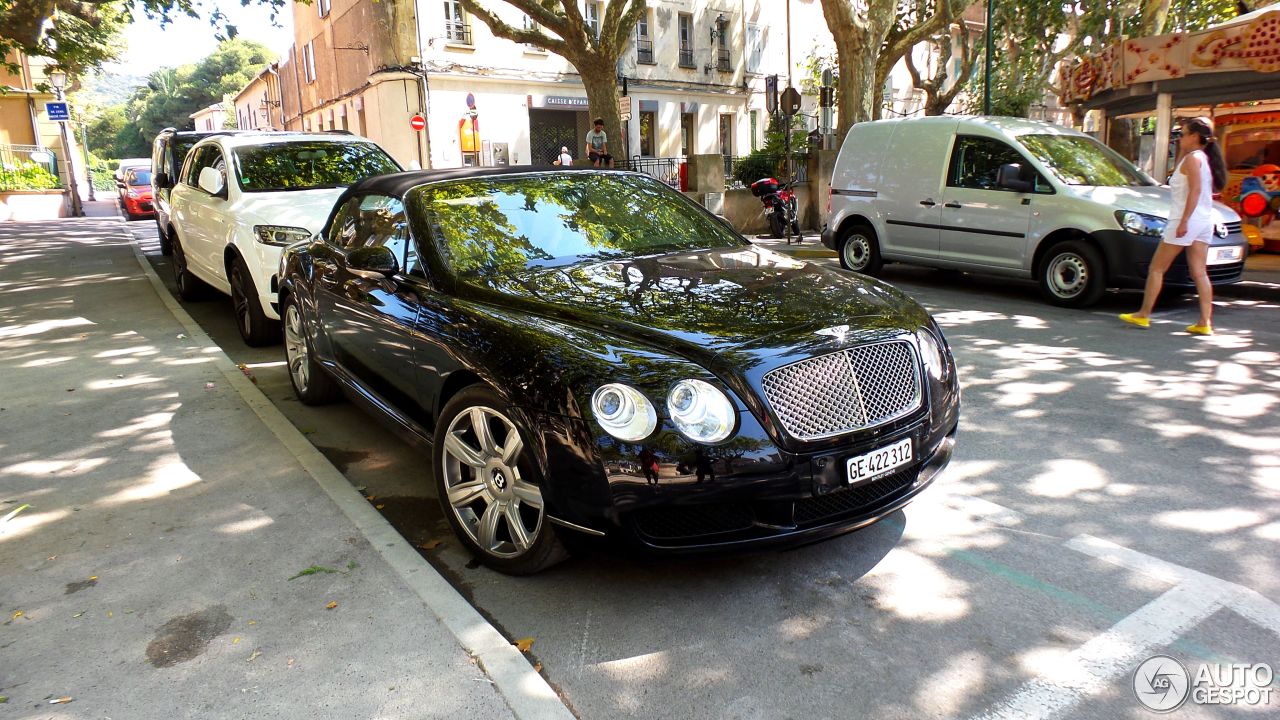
127, 220, 1280, 720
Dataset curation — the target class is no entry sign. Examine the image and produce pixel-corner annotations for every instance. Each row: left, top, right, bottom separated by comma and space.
409, 114, 426, 132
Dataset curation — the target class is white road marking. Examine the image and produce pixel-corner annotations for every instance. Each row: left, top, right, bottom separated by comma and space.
969, 534, 1280, 720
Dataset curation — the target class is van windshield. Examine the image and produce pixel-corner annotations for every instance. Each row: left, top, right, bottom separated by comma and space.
1019, 134, 1153, 187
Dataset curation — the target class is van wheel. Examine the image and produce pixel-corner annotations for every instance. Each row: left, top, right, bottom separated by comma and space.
839, 224, 883, 276
1039, 240, 1105, 308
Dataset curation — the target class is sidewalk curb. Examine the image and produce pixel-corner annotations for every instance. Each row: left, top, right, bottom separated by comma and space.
120, 224, 576, 720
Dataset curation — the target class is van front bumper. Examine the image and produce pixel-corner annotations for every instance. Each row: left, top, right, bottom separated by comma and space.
1096, 229, 1248, 289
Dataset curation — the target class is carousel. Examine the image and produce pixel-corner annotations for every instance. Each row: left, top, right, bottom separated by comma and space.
1060, 3, 1280, 252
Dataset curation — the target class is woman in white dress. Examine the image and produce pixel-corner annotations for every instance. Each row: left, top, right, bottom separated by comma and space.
1120, 117, 1227, 335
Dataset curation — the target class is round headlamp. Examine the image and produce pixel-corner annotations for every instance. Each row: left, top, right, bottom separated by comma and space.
667, 379, 735, 444
591, 383, 656, 442
916, 328, 946, 381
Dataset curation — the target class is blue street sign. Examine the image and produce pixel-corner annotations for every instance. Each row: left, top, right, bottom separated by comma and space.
46, 102, 69, 121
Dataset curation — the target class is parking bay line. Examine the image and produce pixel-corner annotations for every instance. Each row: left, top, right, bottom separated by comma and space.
968, 534, 1280, 720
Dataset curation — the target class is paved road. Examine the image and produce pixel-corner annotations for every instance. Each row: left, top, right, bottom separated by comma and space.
128, 221, 1280, 719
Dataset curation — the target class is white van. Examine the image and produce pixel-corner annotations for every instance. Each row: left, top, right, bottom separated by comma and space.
821, 116, 1247, 307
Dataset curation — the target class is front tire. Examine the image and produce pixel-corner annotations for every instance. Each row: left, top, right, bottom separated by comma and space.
1038, 240, 1105, 308
433, 386, 567, 575
282, 293, 341, 405
230, 255, 280, 347
838, 223, 884, 275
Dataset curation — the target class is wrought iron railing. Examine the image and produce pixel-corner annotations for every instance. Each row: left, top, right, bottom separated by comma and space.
636, 39, 655, 65
717, 48, 731, 72
445, 22, 472, 44
0, 143, 62, 191
626, 156, 684, 189
678, 47, 695, 68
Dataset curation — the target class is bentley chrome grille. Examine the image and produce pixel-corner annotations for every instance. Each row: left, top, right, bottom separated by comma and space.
760, 340, 922, 441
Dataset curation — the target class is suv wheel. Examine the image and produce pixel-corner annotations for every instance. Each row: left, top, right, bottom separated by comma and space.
1039, 240, 1105, 308
172, 234, 209, 301
157, 222, 173, 256
230, 255, 280, 346
433, 386, 568, 575
839, 223, 884, 275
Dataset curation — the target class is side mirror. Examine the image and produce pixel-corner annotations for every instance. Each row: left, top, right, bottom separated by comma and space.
996, 163, 1034, 193
197, 166, 226, 198
154, 172, 170, 189
347, 245, 399, 278
115, 179, 126, 188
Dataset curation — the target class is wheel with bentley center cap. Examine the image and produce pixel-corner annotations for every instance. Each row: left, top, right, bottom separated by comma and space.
432, 385, 567, 574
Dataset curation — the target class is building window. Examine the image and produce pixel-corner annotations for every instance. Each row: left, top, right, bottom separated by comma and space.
639, 110, 656, 157
303, 42, 316, 83
585, 1, 601, 39
636, 10, 654, 64
715, 15, 730, 72
318, 0, 330, 18
746, 23, 763, 74
750, 110, 758, 152
678, 13, 694, 68
719, 113, 734, 155
522, 15, 545, 51
680, 113, 694, 156
444, 0, 471, 44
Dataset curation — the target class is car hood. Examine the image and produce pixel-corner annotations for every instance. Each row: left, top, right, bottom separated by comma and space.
1069, 184, 1241, 224
463, 245, 927, 371
233, 188, 347, 232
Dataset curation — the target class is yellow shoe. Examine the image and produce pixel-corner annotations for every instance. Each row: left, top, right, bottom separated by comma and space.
1186, 324, 1213, 336
1119, 313, 1150, 328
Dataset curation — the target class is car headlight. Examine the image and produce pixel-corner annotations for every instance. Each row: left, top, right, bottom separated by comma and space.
591, 383, 657, 442
916, 328, 947, 381
667, 379, 734, 444
1115, 210, 1166, 238
254, 225, 312, 247
126, 189, 139, 198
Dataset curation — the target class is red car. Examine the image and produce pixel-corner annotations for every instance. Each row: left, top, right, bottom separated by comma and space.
120, 167, 155, 220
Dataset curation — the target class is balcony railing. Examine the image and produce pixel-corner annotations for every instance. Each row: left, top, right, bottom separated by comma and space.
678, 47, 695, 68
445, 22, 472, 45
1, 143, 61, 191
717, 48, 731, 72
636, 38, 655, 65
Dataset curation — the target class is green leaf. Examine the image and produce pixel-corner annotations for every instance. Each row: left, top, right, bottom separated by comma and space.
287, 565, 339, 581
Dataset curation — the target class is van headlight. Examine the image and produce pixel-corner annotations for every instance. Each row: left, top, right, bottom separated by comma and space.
1115, 210, 1167, 238
254, 225, 312, 246
591, 384, 657, 442
667, 379, 735, 444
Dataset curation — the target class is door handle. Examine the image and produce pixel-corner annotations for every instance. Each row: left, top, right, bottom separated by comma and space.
919, 199, 936, 207
944, 202, 962, 209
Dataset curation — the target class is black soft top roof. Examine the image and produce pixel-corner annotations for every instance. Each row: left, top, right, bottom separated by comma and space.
348, 166, 642, 199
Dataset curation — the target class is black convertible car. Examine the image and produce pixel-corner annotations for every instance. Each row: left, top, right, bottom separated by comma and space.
279, 167, 960, 574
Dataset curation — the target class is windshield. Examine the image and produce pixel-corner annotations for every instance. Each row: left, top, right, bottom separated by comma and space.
1019, 133, 1152, 187
233, 141, 400, 192
414, 173, 745, 277
127, 170, 152, 186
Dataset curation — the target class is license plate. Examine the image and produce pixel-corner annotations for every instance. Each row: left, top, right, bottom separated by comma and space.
846, 438, 913, 485
1209, 246, 1243, 265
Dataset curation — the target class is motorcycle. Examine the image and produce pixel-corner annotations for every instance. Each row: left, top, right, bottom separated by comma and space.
750, 177, 801, 239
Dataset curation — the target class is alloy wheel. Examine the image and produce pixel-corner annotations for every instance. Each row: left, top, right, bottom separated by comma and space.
231, 266, 252, 337
283, 303, 309, 393
440, 406, 544, 559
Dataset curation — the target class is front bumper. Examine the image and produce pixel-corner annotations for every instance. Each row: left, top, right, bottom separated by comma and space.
1096, 229, 1247, 288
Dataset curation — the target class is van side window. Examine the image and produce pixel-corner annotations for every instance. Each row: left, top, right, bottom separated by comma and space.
948, 136, 1045, 191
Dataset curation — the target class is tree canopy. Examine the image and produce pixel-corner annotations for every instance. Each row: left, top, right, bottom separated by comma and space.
0, 0, 285, 77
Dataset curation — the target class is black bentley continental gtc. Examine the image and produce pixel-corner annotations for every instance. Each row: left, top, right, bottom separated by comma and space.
278, 167, 960, 574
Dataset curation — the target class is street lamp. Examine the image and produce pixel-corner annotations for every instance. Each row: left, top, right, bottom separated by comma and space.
47, 69, 83, 217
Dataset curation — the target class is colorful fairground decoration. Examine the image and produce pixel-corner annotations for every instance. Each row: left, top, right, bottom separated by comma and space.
1060, 6, 1280, 251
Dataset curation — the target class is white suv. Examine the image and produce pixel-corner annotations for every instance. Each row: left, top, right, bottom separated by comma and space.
169, 132, 401, 344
